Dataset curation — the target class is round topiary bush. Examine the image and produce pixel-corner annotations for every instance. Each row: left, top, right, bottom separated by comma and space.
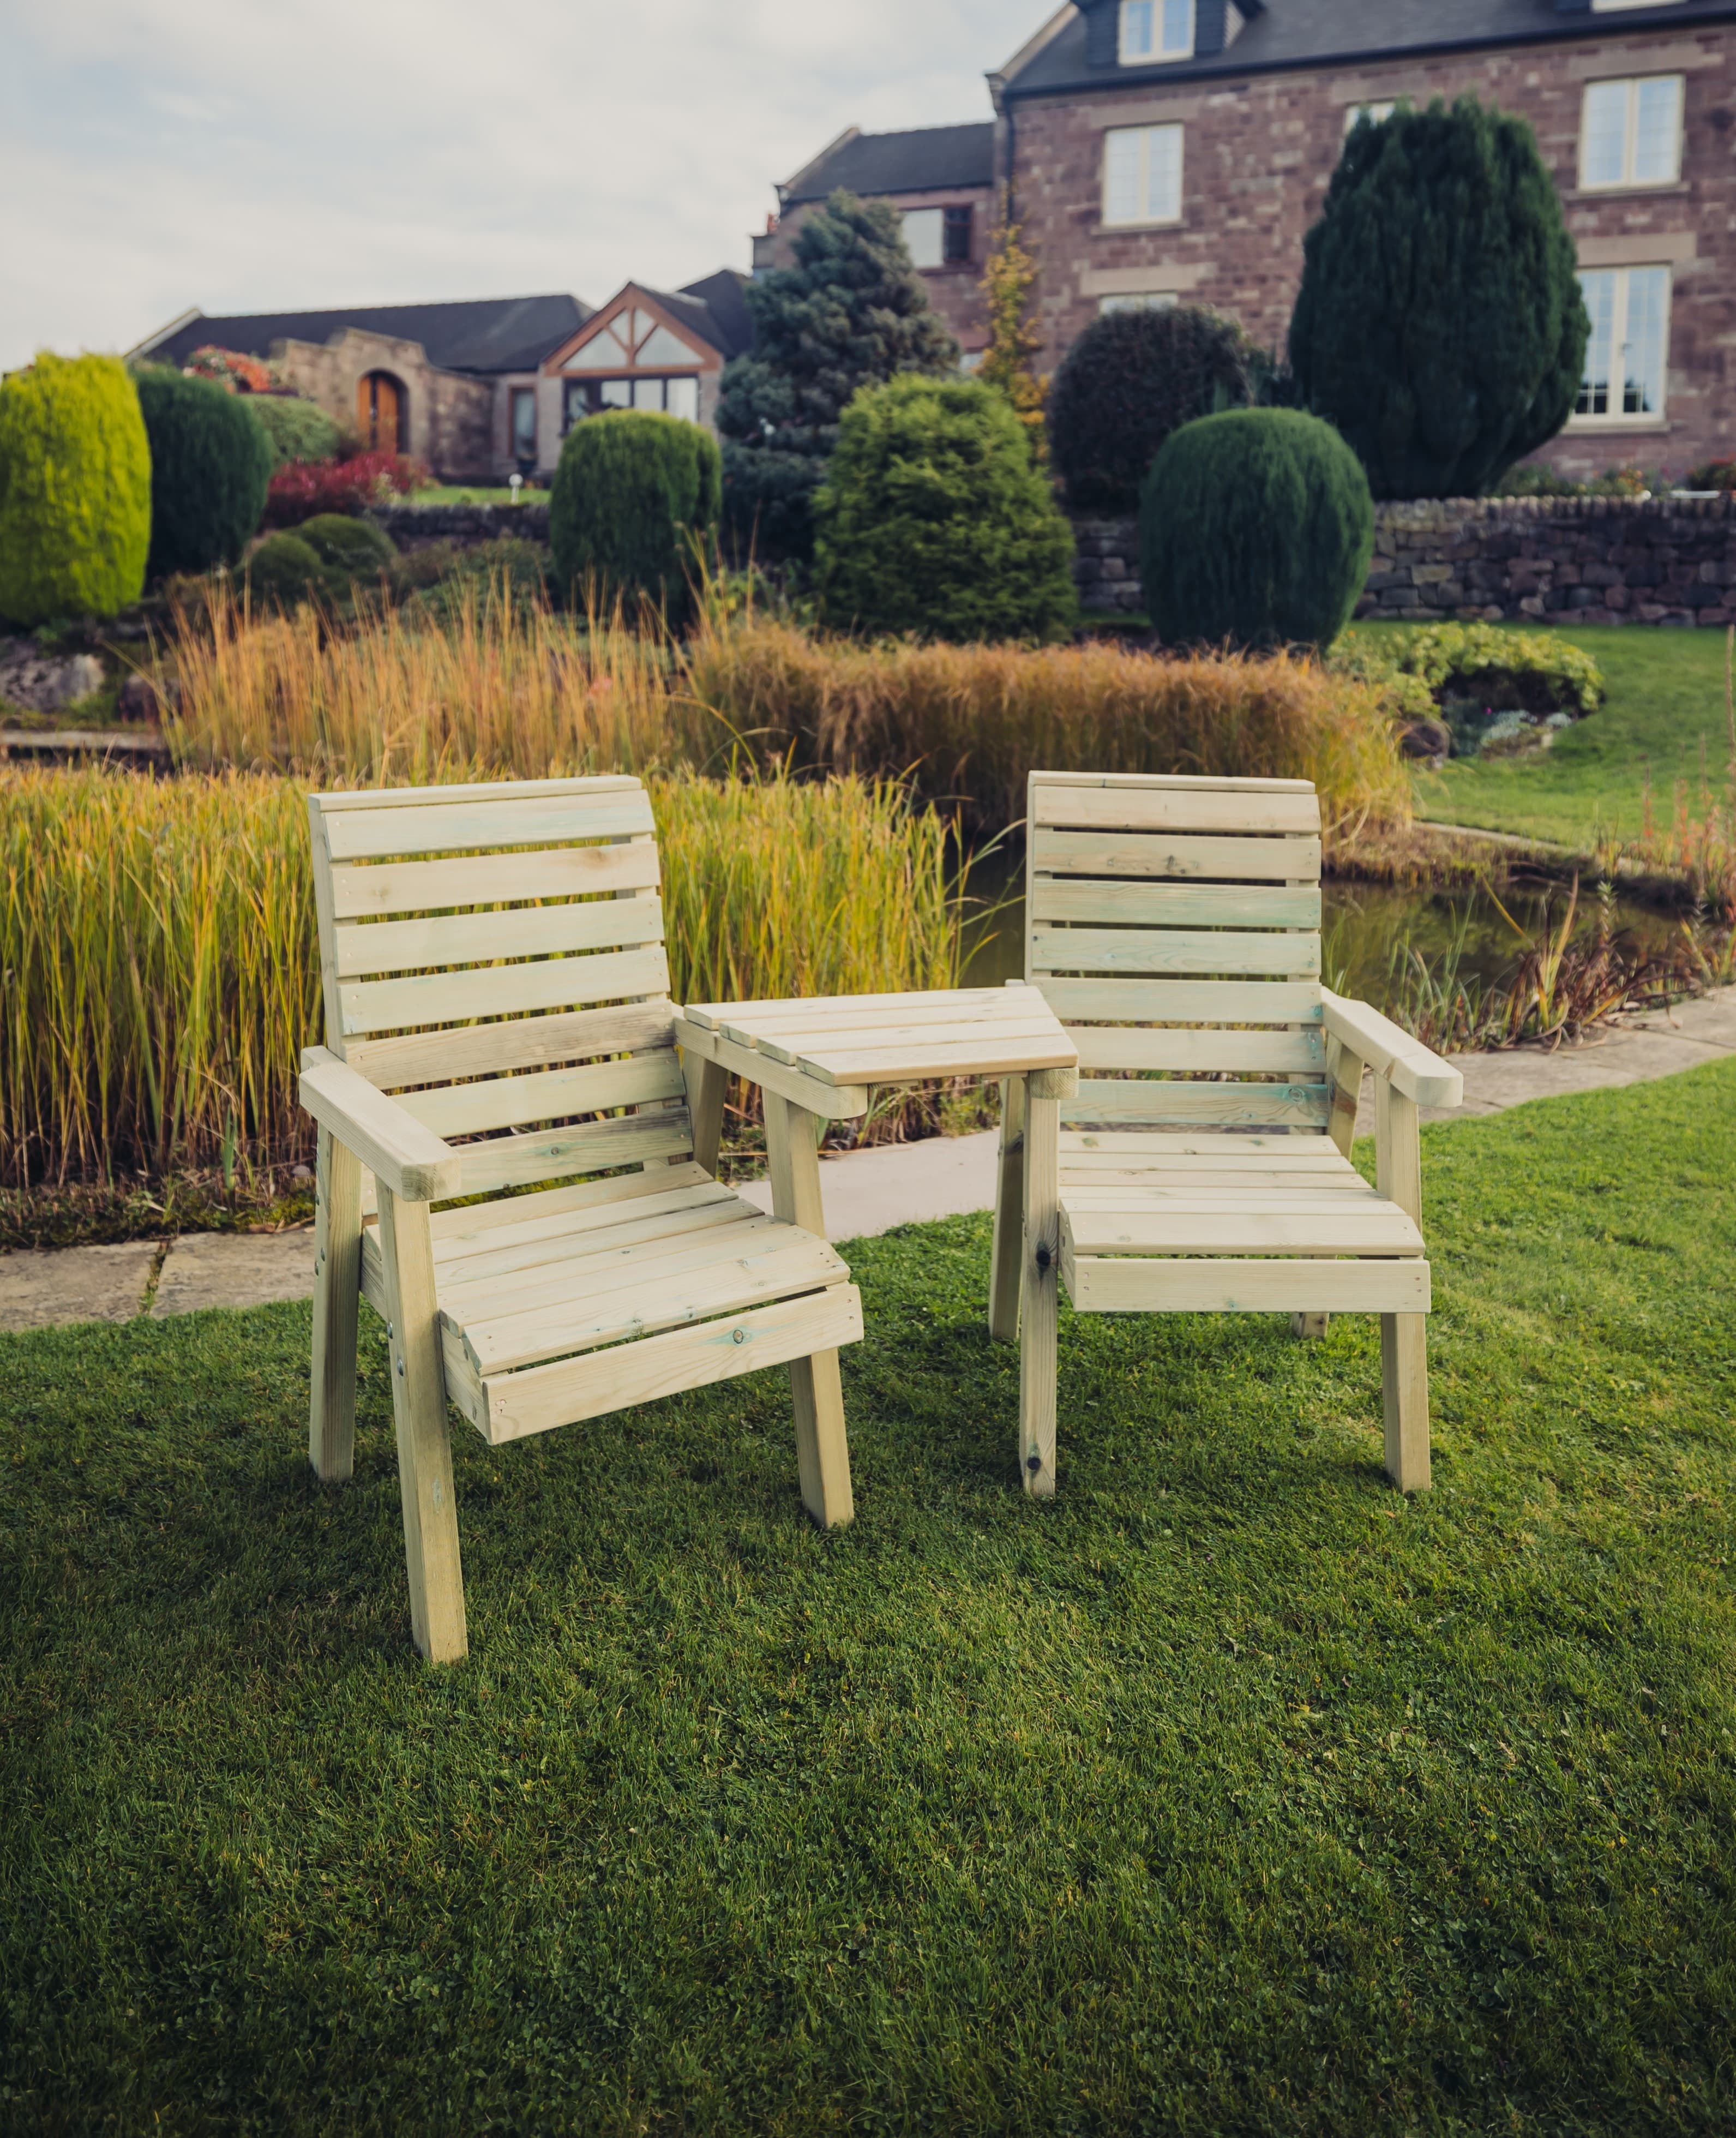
1140, 409, 1374, 651
250, 396, 344, 468
243, 532, 328, 610
297, 513, 397, 578
1048, 307, 1257, 514
813, 375, 1078, 644
134, 368, 274, 581
0, 352, 152, 626
549, 411, 721, 618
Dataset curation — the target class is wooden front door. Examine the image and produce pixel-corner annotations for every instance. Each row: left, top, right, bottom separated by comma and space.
357, 373, 403, 453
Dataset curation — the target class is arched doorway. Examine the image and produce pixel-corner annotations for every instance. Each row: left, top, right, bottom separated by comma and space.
357, 372, 407, 453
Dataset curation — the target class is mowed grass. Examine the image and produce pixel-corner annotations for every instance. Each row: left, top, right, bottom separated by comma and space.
1393, 622, 1735, 849
4, 1068, 1735, 2134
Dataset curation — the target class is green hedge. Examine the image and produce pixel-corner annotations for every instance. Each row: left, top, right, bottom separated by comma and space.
1140, 409, 1374, 652
297, 514, 396, 578
0, 353, 151, 626
135, 369, 274, 580
813, 376, 1077, 644
550, 412, 721, 619
250, 396, 344, 468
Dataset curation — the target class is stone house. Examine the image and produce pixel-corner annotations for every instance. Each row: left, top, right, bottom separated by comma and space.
776, 0, 1736, 480
754, 123, 998, 362
129, 273, 753, 482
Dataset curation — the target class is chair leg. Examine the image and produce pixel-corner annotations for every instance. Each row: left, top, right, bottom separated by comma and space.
377, 1185, 468, 1663
1019, 1090, 1061, 1498
1292, 1312, 1330, 1342
1381, 1313, 1432, 1493
309, 1127, 363, 1482
988, 1075, 1026, 1344
763, 1090, 855, 1529
683, 1049, 728, 1179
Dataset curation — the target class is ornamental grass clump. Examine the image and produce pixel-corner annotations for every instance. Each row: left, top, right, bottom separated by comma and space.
0, 764, 963, 1188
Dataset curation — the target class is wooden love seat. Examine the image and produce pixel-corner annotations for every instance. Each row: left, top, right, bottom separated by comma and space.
299, 776, 863, 1663
990, 770, 1463, 1498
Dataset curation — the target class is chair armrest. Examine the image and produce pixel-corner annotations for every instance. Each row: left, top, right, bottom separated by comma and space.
671, 1015, 872, 1122
299, 1046, 464, 1203
1320, 990, 1463, 1110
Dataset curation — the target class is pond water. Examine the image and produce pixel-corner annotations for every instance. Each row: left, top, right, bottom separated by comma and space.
960, 855, 1680, 1016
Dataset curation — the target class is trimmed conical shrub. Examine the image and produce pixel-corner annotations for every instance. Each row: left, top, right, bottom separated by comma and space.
550, 411, 721, 619
1288, 96, 1589, 499
135, 368, 274, 579
0, 352, 151, 625
814, 375, 1077, 643
1140, 409, 1373, 651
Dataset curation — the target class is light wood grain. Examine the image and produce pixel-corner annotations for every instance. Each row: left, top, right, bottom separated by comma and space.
1063, 1078, 1330, 1129
334, 895, 665, 980
377, 1185, 467, 1664
436, 1197, 756, 1308
309, 1125, 363, 1482
451, 1108, 692, 1199
310, 774, 642, 813
1020, 1092, 1061, 1499
1031, 782, 1321, 836
682, 985, 1039, 1033
399, 1049, 684, 1140
1031, 879, 1322, 930
989, 1074, 1026, 1344
1066, 1253, 1431, 1315
682, 1048, 728, 1177
1325, 990, 1463, 1109
1033, 925, 1320, 979
428, 1161, 713, 1247
340, 944, 670, 1037
1032, 828, 1322, 883
330, 840, 659, 921
477, 1285, 865, 1446
1383, 1314, 1432, 1492
1073, 1027, 1326, 1074
299, 1046, 463, 1202
671, 1017, 871, 1122
1062, 1204, 1425, 1256
765, 1089, 855, 1528
1040, 979, 1323, 1025
322, 788, 653, 861
346, 1001, 676, 1093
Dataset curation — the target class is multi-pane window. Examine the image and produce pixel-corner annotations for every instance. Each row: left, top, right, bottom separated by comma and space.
1580, 75, 1684, 188
1574, 266, 1671, 422
564, 376, 700, 429
1120, 0, 1193, 63
1103, 124, 1184, 226
944, 205, 974, 264
510, 388, 537, 464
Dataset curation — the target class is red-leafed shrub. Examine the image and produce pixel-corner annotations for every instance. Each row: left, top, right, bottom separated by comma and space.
185, 346, 277, 394
263, 452, 428, 527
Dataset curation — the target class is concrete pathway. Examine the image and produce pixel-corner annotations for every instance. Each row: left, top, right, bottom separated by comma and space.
3, 987, 1732, 1335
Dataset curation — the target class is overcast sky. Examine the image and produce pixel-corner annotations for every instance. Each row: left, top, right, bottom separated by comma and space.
0, 0, 1030, 373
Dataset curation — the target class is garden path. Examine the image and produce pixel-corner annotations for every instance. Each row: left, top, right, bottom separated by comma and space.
3, 987, 1732, 1334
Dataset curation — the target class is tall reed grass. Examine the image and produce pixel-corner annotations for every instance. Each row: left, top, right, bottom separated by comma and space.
163, 583, 1410, 838
0, 765, 963, 1187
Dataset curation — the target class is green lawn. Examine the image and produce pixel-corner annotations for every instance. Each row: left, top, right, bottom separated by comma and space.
407, 484, 539, 508
4, 1069, 1734, 2132
1362, 621, 1734, 850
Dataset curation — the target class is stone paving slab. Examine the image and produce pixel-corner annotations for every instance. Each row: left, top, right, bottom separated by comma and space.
0, 1241, 160, 1332
736, 1130, 1004, 1243
150, 1229, 316, 1319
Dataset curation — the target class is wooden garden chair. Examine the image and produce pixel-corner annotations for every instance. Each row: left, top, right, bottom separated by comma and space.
989, 771, 1463, 1498
299, 775, 863, 1664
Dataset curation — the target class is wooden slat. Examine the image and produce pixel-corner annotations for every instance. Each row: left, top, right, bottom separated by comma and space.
1032, 828, 1321, 883
750, 1009, 1061, 1065
298, 1047, 461, 1202
1031, 783, 1321, 835
334, 895, 665, 979
1064, 1205, 1423, 1256
341, 945, 670, 1038
1032, 927, 1320, 978
683, 985, 1039, 1034
1065, 1253, 1431, 1315
1060, 1153, 1354, 1180
1041, 979, 1323, 1025
671, 1017, 871, 1123
322, 789, 653, 861
475, 1284, 864, 1445
428, 1161, 713, 1247
1061, 1182, 1384, 1207
794, 1029, 1078, 1087
311, 775, 642, 812
452, 1109, 692, 1200
1030, 880, 1321, 930
1072, 1027, 1325, 1074
442, 1209, 777, 1329
330, 841, 659, 921
347, 1001, 676, 1093
459, 1228, 850, 1375
437, 1192, 749, 1293
400, 1050, 684, 1140
1060, 1128, 1330, 1153
1063, 1080, 1330, 1129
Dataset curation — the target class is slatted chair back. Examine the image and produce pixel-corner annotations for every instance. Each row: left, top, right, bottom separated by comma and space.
307, 776, 690, 1203
1025, 771, 1328, 1139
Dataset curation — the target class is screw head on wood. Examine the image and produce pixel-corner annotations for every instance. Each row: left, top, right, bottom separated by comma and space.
395, 1357, 405, 1378
386, 1322, 394, 1341
1027, 1451, 1042, 1472
731, 1327, 747, 1345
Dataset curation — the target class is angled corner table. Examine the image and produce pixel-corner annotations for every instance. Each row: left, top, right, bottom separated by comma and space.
672, 984, 1080, 1524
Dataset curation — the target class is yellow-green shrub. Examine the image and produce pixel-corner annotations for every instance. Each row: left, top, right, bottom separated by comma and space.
0, 352, 151, 625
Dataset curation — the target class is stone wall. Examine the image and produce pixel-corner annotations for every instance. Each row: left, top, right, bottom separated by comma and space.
369, 501, 550, 554
1072, 498, 1736, 630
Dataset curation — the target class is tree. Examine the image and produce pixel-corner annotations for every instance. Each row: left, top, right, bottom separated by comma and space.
1048, 306, 1257, 513
978, 192, 1049, 464
0, 352, 151, 626
716, 190, 959, 564
549, 410, 721, 620
1140, 409, 1374, 652
813, 376, 1077, 644
135, 369, 274, 580
1288, 96, 1589, 500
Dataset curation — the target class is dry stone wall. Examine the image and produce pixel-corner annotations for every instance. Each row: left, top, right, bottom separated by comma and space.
369, 501, 550, 554
1072, 498, 1736, 630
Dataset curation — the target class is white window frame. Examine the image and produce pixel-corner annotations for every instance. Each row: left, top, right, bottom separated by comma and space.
1343, 100, 1396, 136
1119, 0, 1194, 66
1570, 265, 1672, 429
1100, 292, 1179, 315
1102, 123, 1186, 228
1578, 75, 1685, 190
901, 207, 945, 270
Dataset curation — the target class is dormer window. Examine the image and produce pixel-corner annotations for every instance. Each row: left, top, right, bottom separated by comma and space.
1120, 0, 1194, 65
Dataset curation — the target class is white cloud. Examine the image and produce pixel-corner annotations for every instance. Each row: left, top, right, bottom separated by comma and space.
0, 0, 1029, 370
